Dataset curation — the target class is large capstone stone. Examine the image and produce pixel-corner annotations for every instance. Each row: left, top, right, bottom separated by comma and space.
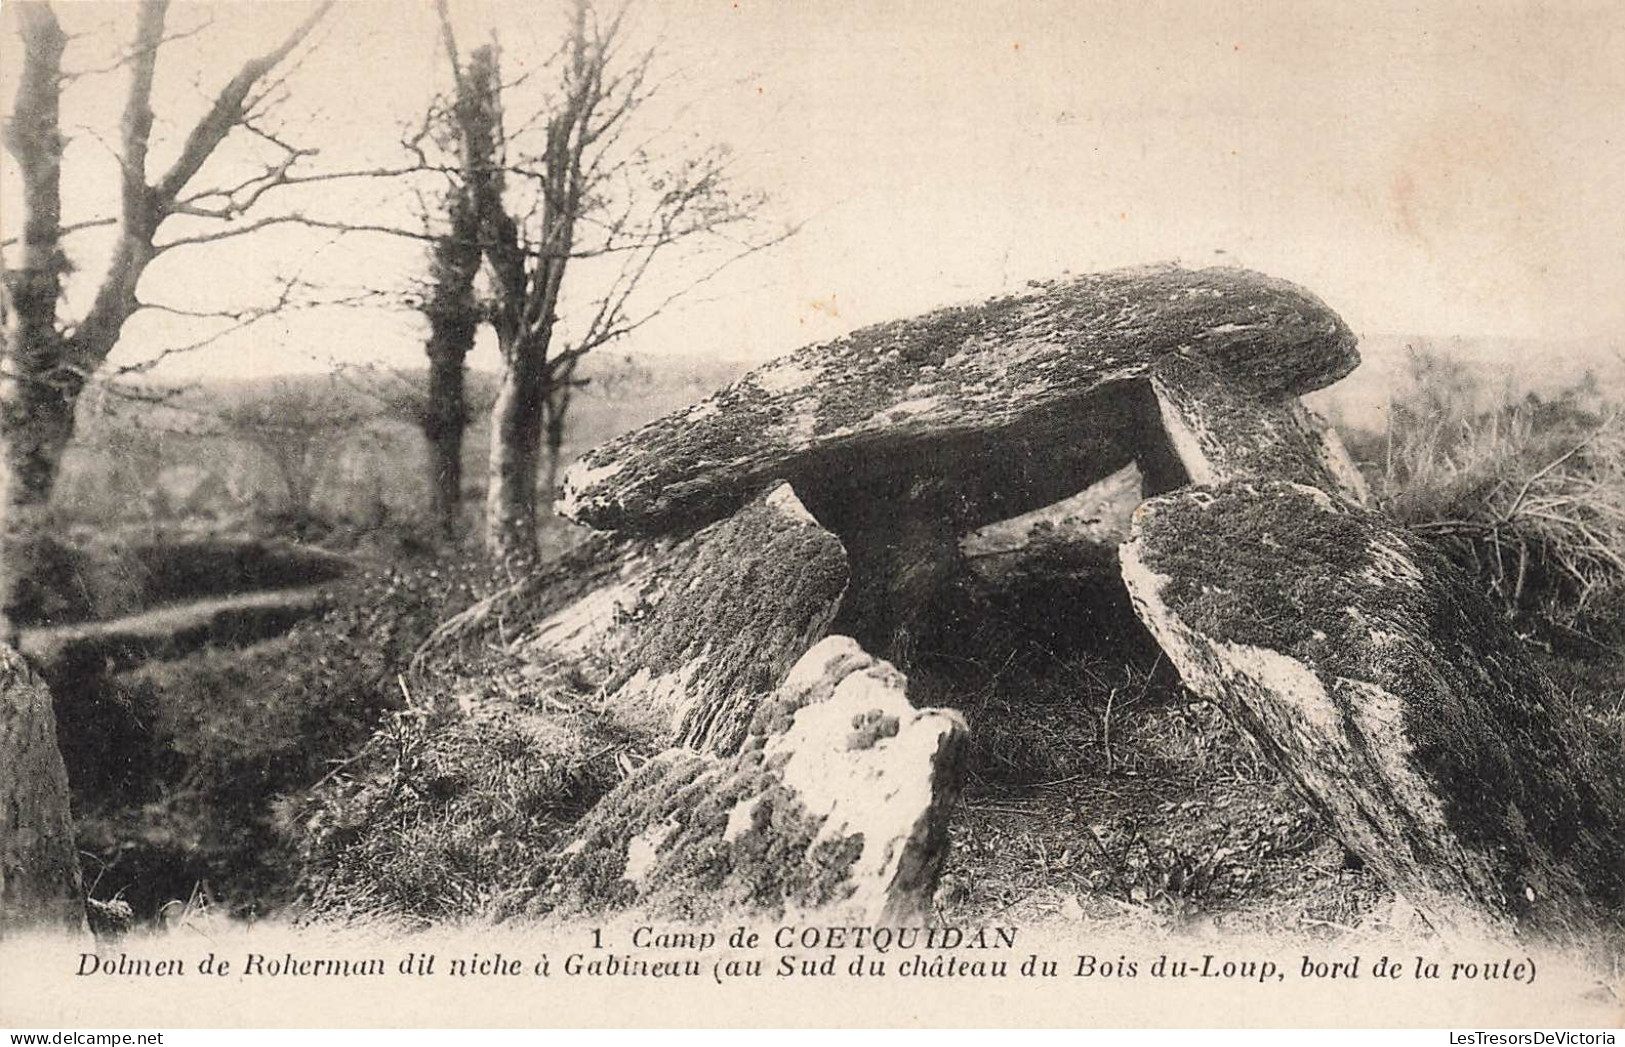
1121, 481, 1625, 935
418, 484, 849, 755
560, 264, 1358, 537
535, 636, 968, 922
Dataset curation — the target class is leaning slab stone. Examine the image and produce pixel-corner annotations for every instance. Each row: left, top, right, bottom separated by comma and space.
534, 636, 969, 922
560, 265, 1357, 536
420, 485, 849, 755
1, 644, 85, 932
1121, 481, 1625, 935
594, 485, 849, 754
1139, 354, 1370, 501
959, 463, 1142, 591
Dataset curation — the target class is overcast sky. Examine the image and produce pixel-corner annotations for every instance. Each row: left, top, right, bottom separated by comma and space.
4, 0, 1624, 382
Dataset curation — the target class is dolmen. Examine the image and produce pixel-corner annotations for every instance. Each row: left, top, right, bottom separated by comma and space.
558, 264, 1368, 657
416, 263, 1621, 935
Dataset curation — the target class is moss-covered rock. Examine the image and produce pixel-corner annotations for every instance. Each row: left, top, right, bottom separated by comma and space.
421, 485, 849, 755
594, 484, 851, 754
534, 636, 968, 922
560, 265, 1357, 536
1, 643, 85, 932
1121, 481, 1625, 937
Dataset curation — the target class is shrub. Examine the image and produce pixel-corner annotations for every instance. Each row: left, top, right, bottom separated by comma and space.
287, 700, 625, 927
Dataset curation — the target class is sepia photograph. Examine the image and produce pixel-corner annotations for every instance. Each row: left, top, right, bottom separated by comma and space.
2, 0, 1623, 1032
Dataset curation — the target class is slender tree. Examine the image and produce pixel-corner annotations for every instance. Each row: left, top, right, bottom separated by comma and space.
418, 187, 482, 539
414, 4, 495, 541
1, 0, 333, 636
468, 0, 778, 561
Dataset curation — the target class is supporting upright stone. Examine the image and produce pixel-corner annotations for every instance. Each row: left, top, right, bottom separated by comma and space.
959, 463, 1142, 590
1121, 481, 1625, 935
595, 485, 850, 754
1139, 354, 1370, 501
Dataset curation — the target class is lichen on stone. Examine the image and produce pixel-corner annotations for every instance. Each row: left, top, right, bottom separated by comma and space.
535, 636, 968, 923
602, 483, 850, 754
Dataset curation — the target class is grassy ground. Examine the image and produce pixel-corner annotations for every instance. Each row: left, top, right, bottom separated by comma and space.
899, 577, 1395, 937
286, 649, 634, 928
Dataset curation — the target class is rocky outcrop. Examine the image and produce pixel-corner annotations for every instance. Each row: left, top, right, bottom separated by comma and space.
536, 636, 968, 922
1, 644, 84, 932
420, 485, 849, 754
1121, 481, 1625, 934
560, 265, 1357, 537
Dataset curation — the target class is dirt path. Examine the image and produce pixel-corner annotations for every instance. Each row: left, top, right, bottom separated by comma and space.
19, 584, 332, 670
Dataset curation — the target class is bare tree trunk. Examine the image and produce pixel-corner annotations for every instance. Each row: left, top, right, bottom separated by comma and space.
2, 0, 331, 629
421, 212, 477, 538
419, 20, 484, 540
542, 388, 571, 511
3, 0, 162, 628
467, 0, 767, 557
542, 433, 564, 513
485, 341, 546, 559
1, 3, 70, 639
423, 350, 469, 539
464, 32, 566, 563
